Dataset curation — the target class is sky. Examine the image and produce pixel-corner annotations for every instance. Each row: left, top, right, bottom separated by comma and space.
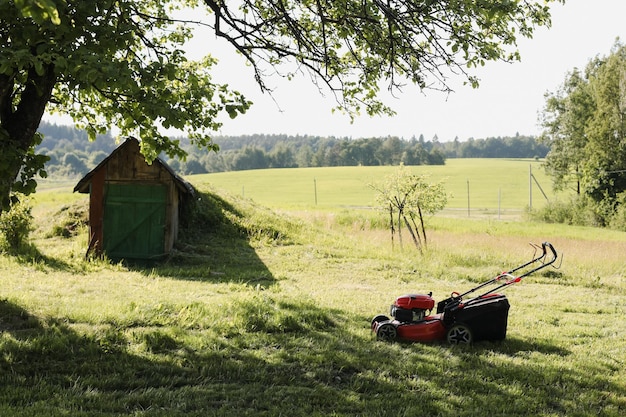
43, 0, 626, 142
203, 0, 626, 142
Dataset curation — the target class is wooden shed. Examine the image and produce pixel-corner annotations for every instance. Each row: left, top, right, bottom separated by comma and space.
74, 137, 194, 260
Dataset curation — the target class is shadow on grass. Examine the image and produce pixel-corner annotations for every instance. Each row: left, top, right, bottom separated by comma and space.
1, 242, 73, 271
392, 334, 570, 357
493, 334, 571, 356
9, 189, 278, 287
137, 190, 280, 288
2, 298, 625, 416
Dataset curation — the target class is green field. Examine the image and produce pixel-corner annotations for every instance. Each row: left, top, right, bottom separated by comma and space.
195, 159, 557, 216
1, 160, 625, 416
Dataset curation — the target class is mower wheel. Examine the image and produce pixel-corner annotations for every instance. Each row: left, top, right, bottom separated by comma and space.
376, 322, 398, 341
371, 315, 390, 329
446, 323, 473, 345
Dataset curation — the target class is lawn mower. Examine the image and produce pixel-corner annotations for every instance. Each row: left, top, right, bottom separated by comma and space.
371, 242, 559, 344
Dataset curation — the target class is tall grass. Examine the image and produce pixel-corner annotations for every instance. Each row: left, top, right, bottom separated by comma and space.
0, 179, 624, 416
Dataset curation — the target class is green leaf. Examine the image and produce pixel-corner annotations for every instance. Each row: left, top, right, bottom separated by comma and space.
14, 0, 60, 25
33, 60, 44, 76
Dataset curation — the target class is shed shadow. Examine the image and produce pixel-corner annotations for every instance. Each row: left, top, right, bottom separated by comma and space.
131, 190, 278, 288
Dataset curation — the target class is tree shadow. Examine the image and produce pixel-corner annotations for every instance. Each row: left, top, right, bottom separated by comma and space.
1, 241, 74, 271
435, 336, 623, 416
1, 298, 624, 416
0, 298, 372, 415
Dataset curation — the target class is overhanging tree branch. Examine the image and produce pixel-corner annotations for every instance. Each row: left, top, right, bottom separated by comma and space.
202, 0, 561, 116
1, 0, 559, 214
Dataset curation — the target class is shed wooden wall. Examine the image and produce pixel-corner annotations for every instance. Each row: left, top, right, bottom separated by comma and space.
84, 139, 181, 258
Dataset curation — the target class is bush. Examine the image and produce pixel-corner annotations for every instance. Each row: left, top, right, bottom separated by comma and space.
529, 197, 602, 227
608, 192, 626, 231
529, 194, 626, 230
0, 196, 34, 251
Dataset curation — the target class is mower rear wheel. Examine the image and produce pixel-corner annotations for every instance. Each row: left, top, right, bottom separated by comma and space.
376, 322, 398, 341
446, 323, 473, 345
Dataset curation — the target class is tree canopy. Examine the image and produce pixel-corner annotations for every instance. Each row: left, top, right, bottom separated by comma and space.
1, 0, 562, 210
539, 40, 626, 225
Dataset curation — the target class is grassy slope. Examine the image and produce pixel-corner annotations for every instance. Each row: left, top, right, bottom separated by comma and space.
195, 158, 557, 212
0, 166, 624, 416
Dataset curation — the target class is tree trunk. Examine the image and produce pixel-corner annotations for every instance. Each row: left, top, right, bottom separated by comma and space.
388, 203, 395, 249
408, 212, 423, 249
396, 209, 403, 249
417, 203, 427, 247
0, 64, 56, 210
402, 214, 422, 254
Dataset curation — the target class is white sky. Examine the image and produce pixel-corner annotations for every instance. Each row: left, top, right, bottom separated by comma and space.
43, 0, 626, 142
206, 0, 626, 142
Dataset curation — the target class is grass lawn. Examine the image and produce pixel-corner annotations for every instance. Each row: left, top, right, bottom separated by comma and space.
0, 165, 624, 416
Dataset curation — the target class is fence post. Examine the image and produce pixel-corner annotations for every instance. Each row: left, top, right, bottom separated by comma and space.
529, 164, 532, 211
498, 187, 501, 220
467, 179, 470, 217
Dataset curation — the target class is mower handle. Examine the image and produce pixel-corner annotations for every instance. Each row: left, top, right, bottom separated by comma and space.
482, 241, 558, 295
455, 242, 559, 299
541, 242, 558, 264
496, 273, 520, 284
508, 241, 554, 275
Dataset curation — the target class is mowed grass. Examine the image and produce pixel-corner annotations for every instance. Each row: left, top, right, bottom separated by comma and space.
195, 158, 558, 214
1, 163, 625, 416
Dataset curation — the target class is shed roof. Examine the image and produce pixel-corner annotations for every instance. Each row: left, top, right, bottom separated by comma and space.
73, 137, 194, 195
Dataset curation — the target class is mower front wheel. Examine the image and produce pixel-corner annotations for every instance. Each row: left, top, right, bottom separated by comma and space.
446, 323, 473, 345
376, 322, 398, 341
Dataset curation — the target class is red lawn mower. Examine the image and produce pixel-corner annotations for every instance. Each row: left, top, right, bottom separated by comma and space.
371, 242, 559, 344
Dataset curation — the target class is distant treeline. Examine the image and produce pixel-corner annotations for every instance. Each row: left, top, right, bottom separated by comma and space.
36, 122, 549, 177
37, 122, 117, 178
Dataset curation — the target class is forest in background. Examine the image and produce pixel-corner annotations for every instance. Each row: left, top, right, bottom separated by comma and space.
36, 122, 549, 178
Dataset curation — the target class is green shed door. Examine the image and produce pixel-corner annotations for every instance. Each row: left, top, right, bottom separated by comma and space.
103, 184, 167, 259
